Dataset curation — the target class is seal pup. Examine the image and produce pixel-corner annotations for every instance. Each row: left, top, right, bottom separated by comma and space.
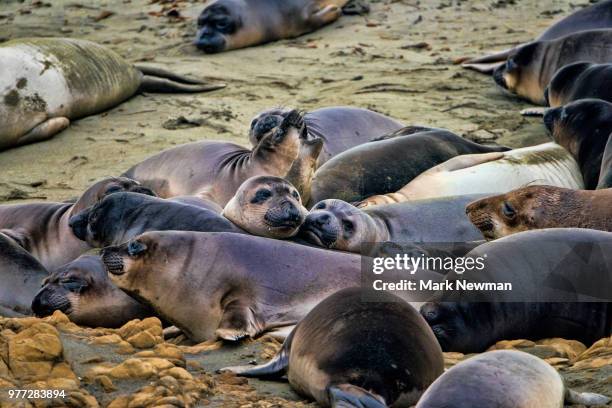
466, 185, 612, 240
358, 143, 584, 207
0, 38, 224, 150
300, 196, 485, 254
598, 134, 612, 189
0, 177, 154, 271
0, 232, 49, 317
546, 62, 612, 107
309, 128, 509, 205
543, 99, 612, 188
223, 176, 308, 239
68, 192, 243, 248
462, 0, 612, 73
416, 350, 610, 408
195, 0, 350, 53
221, 287, 444, 408
123, 110, 310, 207
249, 107, 404, 166
491, 29, 612, 105
31, 255, 152, 328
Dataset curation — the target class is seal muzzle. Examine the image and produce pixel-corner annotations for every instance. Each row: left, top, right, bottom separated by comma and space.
101, 248, 126, 276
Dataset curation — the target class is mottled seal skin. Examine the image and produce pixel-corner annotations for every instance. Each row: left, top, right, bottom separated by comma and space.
123, 110, 309, 207
195, 0, 349, 53
249, 107, 404, 166
416, 350, 610, 408
462, 0, 612, 73
101, 231, 366, 342
0, 38, 224, 150
222, 288, 444, 408
466, 186, 612, 240
358, 143, 584, 207
31, 255, 152, 328
421, 229, 612, 353
599, 134, 612, 189
0, 177, 154, 271
309, 128, 509, 205
68, 192, 243, 248
300, 196, 485, 255
223, 176, 308, 239
546, 62, 612, 107
543, 99, 612, 189
491, 30, 612, 105
0, 232, 49, 317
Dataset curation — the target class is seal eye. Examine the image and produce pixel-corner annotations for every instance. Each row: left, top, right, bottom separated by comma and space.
61, 279, 87, 293
292, 191, 300, 200
214, 19, 229, 30
342, 220, 354, 234
506, 59, 518, 72
127, 240, 148, 257
501, 202, 516, 219
251, 189, 272, 204
315, 202, 326, 210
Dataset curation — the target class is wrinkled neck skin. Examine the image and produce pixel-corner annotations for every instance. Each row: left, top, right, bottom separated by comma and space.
250, 128, 301, 179
535, 190, 612, 230
351, 213, 390, 253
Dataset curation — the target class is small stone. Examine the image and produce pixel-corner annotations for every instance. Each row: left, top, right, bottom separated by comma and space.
161, 367, 192, 381
96, 375, 117, 392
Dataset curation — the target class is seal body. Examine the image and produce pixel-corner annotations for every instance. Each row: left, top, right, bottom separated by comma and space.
309, 128, 508, 205
543, 99, 612, 188
599, 135, 612, 189
0, 232, 48, 317
249, 107, 404, 166
31, 255, 152, 328
466, 186, 612, 240
359, 143, 584, 207
546, 62, 612, 107
223, 288, 444, 407
195, 0, 350, 53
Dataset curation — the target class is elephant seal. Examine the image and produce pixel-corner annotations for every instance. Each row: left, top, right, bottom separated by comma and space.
420, 228, 612, 353
249, 107, 404, 166
599, 134, 612, 189
0, 38, 224, 150
309, 128, 509, 205
123, 110, 311, 206
68, 192, 243, 248
0, 232, 49, 317
300, 195, 485, 254
462, 0, 612, 73
31, 255, 152, 328
491, 29, 612, 105
0, 177, 154, 271
195, 0, 350, 53
223, 176, 308, 239
358, 143, 584, 207
546, 62, 612, 107
466, 185, 612, 240
222, 287, 444, 408
543, 99, 612, 189
416, 350, 610, 408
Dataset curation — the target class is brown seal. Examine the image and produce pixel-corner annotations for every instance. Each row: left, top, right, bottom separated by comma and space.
223, 176, 308, 239
31, 255, 152, 328
0, 177, 154, 271
466, 185, 612, 240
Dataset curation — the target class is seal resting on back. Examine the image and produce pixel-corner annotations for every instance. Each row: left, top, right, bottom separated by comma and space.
466, 185, 612, 240
194, 0, 351, 53
222, 287, 444, 408
416, 350, 610, 408
0, 38, 225, 150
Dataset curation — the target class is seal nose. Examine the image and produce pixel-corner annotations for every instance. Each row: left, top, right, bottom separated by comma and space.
284, 203, 302, 223
194, 28, 226, 53
543, 108, 560, 133
69, 212, 88, 241
314, 213, 331, 226
31, 290, 53, 317
492, 65, 507, 89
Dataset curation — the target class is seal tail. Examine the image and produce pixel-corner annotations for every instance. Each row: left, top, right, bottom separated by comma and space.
328, 384, 387, 408
135, 65, 211, 85
565, 388, 611, 406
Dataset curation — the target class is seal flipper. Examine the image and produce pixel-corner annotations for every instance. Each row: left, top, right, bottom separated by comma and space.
433, 152, 505, 173
215, 300, 266, 341
308, 4, 343, 26
520, 107, 548, 117
139, 76, 226, 93
18, 117, 70, 146
565, 388, 611, 406
461, 61, 506, 74
328, 384, 386, 408
135, 65, 211, 85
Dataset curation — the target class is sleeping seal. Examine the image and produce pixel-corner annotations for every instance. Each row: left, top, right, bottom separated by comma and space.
546, 62, 612, 107
358, 143, 584, 207
1, 38, 224, 150
222, 287, 444, 408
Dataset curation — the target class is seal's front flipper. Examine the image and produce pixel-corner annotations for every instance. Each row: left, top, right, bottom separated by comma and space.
18, 117, 70, 146
139, 76, 226, 94
328, 384, 386, 408
370, 125, 436, 142
215, 300, 265, 341
342, 0, 370, 16
309, 4, 342, 26
520, 107, 548, 117
566, 388, 611, 406
219, 333, 292, 378
461, 61, 505, 74
434, 152, 505, 173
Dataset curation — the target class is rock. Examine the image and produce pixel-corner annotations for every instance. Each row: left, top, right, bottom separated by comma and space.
536, 338, 586, 360
91, 334, 123, 345
108, 358, 158, 379
95, 375, 117, 392
126, 330, 158, 349
8, 323, 63, 381
488, 339, 536, 350
162, 367, 192, 381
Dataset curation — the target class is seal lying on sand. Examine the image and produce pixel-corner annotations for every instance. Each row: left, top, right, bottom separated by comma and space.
599, 135, 612, 189
466, 185, 612, 240
0, 38, 224, 150
0, 232, 48, 317
69, 192, 243, 248
249, 107, 404, 166
462, 0, 612, 73
0, 177, 154, 271
300, 195, 485, 254
358, 143, 584, 207
31, 255, 152, 328
543, 99, 612, 189
546, 62, 612, 107
222, 288, 444, 408
194, 0, 350, 53
309, 127, 509, 205
416, 350, 610, 408
123, 110, 312, 206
